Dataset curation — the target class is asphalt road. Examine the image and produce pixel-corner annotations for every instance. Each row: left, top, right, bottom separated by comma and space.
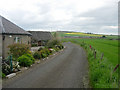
3, 42, 89, 88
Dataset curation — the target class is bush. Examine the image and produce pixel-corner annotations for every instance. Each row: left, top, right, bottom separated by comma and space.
18, 55, 33, 67
33, 52, 41, 59
2, 73, 6, 78
48, 48, 53, 53
44, 49, 50, 56
31, 43, 37, 47
2, 63, 11, 75
25, 54, 35, 63
46, 39, 61, 48
102, 35, 106, 38
8, 43, 30, 60
38, 47, 44, 51
41, 53, 47, 58
40, 49, 48, 58
55, 44, 64, 50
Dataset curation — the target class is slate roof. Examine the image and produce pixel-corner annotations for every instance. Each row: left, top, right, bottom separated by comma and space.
0, 15, 31, 35
28, 31, 53, 41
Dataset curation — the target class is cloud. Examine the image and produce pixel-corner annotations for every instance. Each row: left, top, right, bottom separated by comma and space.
0, 0, 118, 35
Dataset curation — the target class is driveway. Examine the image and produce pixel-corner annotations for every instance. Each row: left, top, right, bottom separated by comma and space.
3, 42, 89, 88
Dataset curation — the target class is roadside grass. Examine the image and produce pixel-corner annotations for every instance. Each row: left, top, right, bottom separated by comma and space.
62, 38, 119, 88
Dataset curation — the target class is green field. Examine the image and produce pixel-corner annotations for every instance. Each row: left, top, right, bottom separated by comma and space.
56, 32, 119, 88
56, 31, 118, 39
63, 38, 118, 66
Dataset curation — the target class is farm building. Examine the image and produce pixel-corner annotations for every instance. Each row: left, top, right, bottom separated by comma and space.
28, 31, 53, 46
0, 16, 32, 59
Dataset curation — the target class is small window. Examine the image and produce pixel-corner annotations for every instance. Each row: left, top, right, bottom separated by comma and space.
14, 37, 21, 43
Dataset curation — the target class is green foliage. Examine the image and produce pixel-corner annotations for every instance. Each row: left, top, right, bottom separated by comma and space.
2, 63, 11, 75
31, 43, 37, 47
102, 35, 106, 38
33, 39, 63, 60
38, 47, 44, 51
8, 43, 30, 60
44, 49, 50, 56
33, 51, 41, 59
87, 49, 118, 88
40, 49, 49, 58
25, 54, 35, 63
2, 73, 6, 78
41, 53, 48, 58
62, 38, 118, 65
46, 39, 61, 48
18, 55, 33, 67
62, 38, 118, 88
56, 44, 64, 50
53, 32, 57, 38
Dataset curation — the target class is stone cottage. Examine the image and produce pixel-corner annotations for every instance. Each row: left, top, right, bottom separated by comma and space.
28, 31, 53, 46
0, 16, 31, 59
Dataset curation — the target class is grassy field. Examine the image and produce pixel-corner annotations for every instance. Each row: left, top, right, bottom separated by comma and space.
63, 38, 118, 66
55, 31, 118, 39
56, 32, 119, 88
65, 32, 103, 37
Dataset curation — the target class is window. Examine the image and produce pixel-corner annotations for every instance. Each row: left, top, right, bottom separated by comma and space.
14, 37, 21, 43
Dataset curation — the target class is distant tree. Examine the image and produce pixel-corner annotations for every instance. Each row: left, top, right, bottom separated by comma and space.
53, 32, 57, 38
102, 35, 106, 38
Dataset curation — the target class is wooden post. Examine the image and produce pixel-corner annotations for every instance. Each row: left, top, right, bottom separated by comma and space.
94, 50, 97, 59
113, 64, 119, 72
101, 53, 104, 60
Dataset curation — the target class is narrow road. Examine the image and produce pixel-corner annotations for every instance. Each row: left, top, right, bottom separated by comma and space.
3, 42, 89, 88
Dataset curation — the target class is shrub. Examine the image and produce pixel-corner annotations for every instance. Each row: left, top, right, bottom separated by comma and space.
8, 43, 30, 60
33, 52, 41, 59
38, 47, 44, 51
102, 35, 106, 38
25, 54, 35, 63
2, 73, 6, 78
41, 53, 47, 58
18, 55, 33, 67
46, 39, 61, 48
55, 44, 64, 50
48, 48, 53, 53
40, 50, 48, 58
2, 63, 11, 75
44, 49, 50, 56
54, 47, 59, 52
31, 43, 37, 47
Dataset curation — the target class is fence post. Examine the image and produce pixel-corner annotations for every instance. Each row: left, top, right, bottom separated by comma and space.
10, 55, 13, 72
94, 50, 97, 59
113, 64, 119, 72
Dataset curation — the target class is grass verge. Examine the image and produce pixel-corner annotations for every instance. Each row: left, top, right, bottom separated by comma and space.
62, 38, 119, 88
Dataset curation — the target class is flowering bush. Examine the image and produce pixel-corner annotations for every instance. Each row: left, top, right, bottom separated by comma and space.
8, 43, 31, 60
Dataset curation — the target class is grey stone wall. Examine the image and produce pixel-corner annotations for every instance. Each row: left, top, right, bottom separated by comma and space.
3, 35, 31, 59
0, 35, 2, 57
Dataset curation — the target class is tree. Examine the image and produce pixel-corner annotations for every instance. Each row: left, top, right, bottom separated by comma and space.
102, 35, 106, 38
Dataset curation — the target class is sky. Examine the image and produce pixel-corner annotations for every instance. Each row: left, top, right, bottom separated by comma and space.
0, 0, 119, 35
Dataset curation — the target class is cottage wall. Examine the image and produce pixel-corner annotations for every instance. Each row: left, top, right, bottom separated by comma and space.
3, 35, 31, 59
0, 35, 2, 57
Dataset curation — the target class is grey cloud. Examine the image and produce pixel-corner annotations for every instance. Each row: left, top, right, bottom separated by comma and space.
3, 1, 118, 34
65, 5, 118, 34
